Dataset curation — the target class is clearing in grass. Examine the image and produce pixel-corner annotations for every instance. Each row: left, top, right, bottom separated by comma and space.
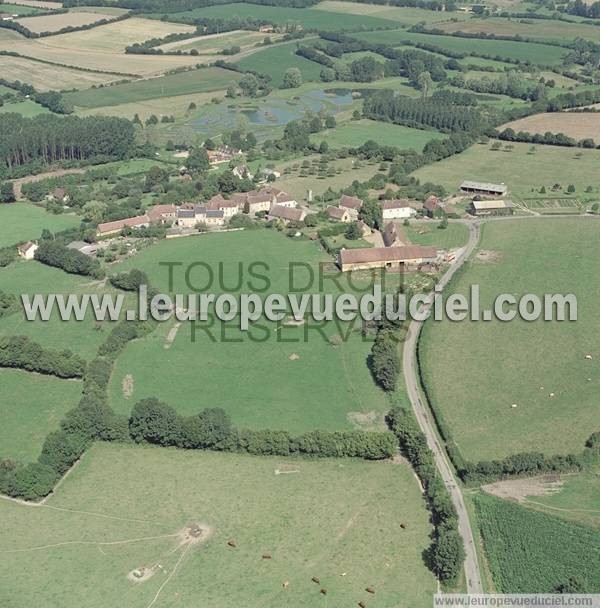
420, 219, 600, 462
0, 442, 437, 608
0, 369, 82, 462
108, 230, 392, 433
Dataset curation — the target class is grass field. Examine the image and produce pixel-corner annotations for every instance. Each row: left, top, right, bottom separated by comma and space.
474, 492, 600, 592
501, 112, 600, 141
353, 29, 568, 65
0, 369, 82, 462
108, 230, 391, 433
0, 99, 50, 117
435, 16, 600, 45
315, 0, 470, 24
405, 221, 469, 248
0, 442, 436, 607
2, 3, 43, 15
15, 10, 116, 34
411, 141, 600, 198
0, 55, 121, 90
158, 29, 274, 54
310, 118, 445, 151
65, 67, 238, 108
145, 3, 397, 31
237, 40, 324, 87
0, 204, 78, 248
420, 219, 600, 462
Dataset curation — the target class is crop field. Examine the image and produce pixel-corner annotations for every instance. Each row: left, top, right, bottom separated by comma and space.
0, 443, 436, 608
474, 492, 600, 592
0, 369, 82, 462
310, 118, 445, 150
435, 17, 600, 45
144, 3, 397, 31
237, 40, 324, 87
411, 140, 600, 197
314, 0, 470, 24
501, 112, 600, 141
65, 67, 239, 108
158, 29, 274, 54
15, 10, 117, 34
0, 204, 78, 248
353, 30, 568, 65
0, 55, 120, 90
2, 0, 62, 7
420, 219, 600, 462
107, 230, 392, 433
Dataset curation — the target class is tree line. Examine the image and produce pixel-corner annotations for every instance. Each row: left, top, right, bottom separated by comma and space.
0, 114, 135, 177
0, 78, 73, 114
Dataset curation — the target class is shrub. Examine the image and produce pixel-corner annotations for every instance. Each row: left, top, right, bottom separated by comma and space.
38, 430, 88, 476
129, 398, 182, 446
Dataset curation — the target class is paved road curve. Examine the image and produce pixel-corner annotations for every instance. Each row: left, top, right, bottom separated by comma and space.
402, 220, 483, 594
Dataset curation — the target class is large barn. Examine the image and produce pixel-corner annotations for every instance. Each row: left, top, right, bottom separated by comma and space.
460, 181, 508, 197
338, 245, 438, 272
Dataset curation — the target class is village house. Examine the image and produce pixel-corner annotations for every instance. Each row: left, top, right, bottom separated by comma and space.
17, 241, 38, 260
356, 220, 371, 237
48, 187, 69, 204
207, 145, 241, 166
382, 222, 399, 247
268, 205, 306, 224
470, 199, 514, 217
259, 23, 274, 33
206, 194, 240, 218
232, 165, 253, 180
326, 205, 352, 222
147, 204, 177, 225
423, 195, 443, 219
338, 245, 438, 272
460, 180, 507, 197
205, 210, 225, 227
96, 215, 150, 237
177, 205, 206, 228
381, 199, 416, 220
67, 241, 98, 256
261, 168, 281, 181
272, 188, 297, 208
338, 194, 362, 218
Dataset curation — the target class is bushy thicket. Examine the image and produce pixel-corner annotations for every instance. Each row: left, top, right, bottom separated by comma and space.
109, 269, 149, 291
0, 336, 86, 378
34, 241, 104, 278
369, 319, 401, 392
387, 407, 465, 583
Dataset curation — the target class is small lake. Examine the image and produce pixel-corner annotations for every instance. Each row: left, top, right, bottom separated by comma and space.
192, 89, 353, 136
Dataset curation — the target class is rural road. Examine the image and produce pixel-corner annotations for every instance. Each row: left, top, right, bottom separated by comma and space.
402, 219, 484, 594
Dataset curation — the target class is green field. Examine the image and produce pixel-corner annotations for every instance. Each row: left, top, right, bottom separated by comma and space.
64, 67, 239, 109
0, 203, 79, 248
405, 221, 469, 249
237, 40, 324, 86
411, 141, 600, 198
0, 261, 125, 360
107, 230, 391, 433
475, 492, 600, 592
0, 99, 50, 117
0, 442, 437, 607
310, 118, 445, 151
353, 30, 568, 65
0, 369, 82, 462
420, 219, 600, 462
145, 3, 397, 31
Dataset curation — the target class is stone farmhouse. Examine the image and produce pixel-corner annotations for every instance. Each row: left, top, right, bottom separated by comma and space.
17, 241, 38, 260
326, 206, 352, 222
97, 215, 150, 237
267, 205, 306, 224
338, 245, 438, 272
381, 199, 416, 220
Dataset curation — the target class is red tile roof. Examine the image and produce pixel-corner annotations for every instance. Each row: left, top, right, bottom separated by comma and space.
340, 245, 437, 266
97, 215, 149, 234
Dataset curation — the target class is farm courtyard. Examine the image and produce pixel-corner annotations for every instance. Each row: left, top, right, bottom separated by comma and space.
0, 443, 436, 608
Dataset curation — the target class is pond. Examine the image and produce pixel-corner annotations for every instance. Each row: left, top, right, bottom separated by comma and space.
192, 89, 354, 136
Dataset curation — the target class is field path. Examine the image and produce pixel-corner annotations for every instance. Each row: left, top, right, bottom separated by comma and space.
402, 219, 484, 594
11, 168, 85, 200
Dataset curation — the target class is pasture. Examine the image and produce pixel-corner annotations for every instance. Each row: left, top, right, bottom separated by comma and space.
0, 55, 120, 90
420, 219, 600, 462
108, 230, 391, 433
145, 3, 397, 31
0, 99, 49, 117
15, 10, 117, 34
237, 40, 324, 87
411, 140, 600, 198
0, 443, 436, 607
353, 30, 568, 65
405, 221, 469, 249
0, 369, 81, 462
311, 118, 445, 151
0, 204, 78, 248
501, 112, 600, 142
474, 492, 600, 592
65, 67, 238, 108
435, 16, 600, 45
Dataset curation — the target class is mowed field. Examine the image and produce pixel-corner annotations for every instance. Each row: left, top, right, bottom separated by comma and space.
435, 16, 600, 45
108, 231, 391, 433
310, 119, 445, 150
420, 219, 600, 462
0, 369, 82, 462
353, 30, 568, 65
65, 67, 239, 108
15, 10, 117, 34
158, 29, 274, 54
411, 141, 600, 197
501, 112, 600, 141
0, 55, 122, 91
0, 442, 437, 608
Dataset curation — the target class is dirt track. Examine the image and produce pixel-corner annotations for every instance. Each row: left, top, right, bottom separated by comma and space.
11, 168, 85, 200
